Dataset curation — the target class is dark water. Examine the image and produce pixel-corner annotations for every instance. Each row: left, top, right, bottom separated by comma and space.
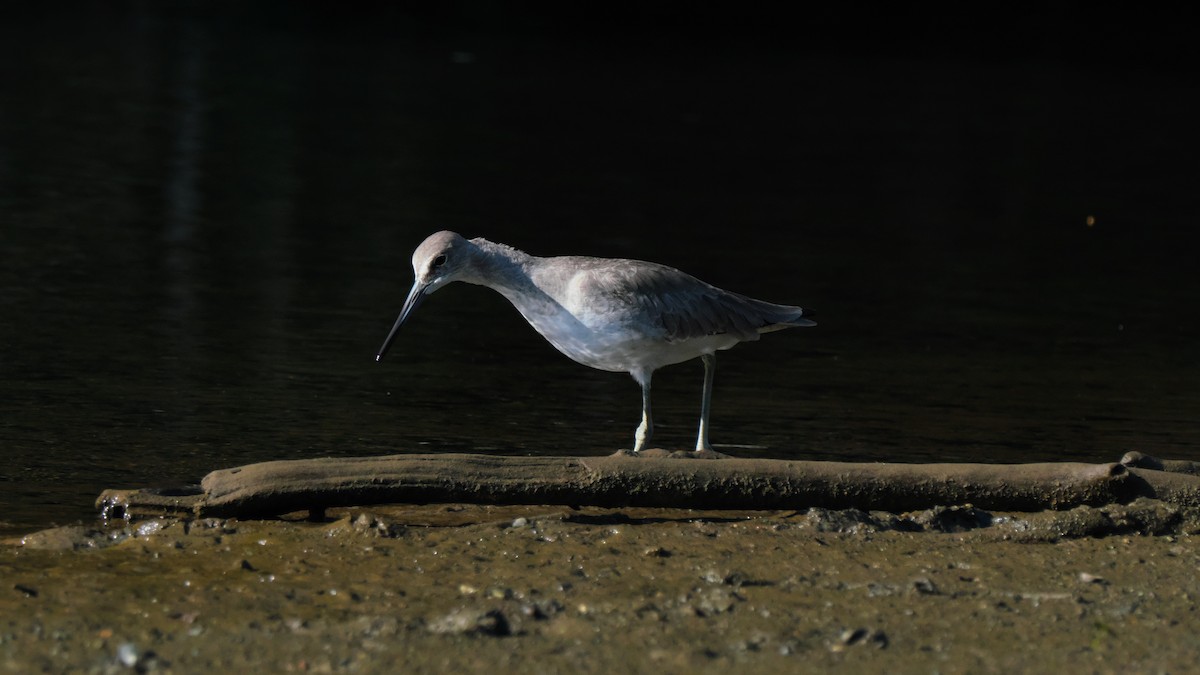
2, 6, 1198, 535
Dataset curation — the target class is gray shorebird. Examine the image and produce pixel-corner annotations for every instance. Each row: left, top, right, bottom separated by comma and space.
376, 231, 815, 453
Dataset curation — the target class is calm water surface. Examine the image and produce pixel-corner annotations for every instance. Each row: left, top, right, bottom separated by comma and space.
2, 7, 1198, 534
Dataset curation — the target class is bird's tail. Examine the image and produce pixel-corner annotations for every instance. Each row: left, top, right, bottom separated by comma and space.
759, 305, 816, 332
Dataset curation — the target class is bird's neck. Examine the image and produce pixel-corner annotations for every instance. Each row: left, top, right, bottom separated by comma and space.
464, 238, 570, 325
466, 237, 539, 296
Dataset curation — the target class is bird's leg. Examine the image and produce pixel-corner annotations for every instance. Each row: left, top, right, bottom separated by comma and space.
633, 377, 653, 453
695, 353, 716, 452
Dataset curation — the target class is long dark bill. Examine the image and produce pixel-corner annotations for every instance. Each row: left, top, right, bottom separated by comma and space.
375, 281, 427, 361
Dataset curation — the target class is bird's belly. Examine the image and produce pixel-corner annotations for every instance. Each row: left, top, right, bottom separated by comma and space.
524, 309, 738, 373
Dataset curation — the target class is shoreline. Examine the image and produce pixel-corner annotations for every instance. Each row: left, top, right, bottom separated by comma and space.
3, 501, 1199, 672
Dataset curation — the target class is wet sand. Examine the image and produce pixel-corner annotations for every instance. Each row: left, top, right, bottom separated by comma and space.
3, 501, 1198, 673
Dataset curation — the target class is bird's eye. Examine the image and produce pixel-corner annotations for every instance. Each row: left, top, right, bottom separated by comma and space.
432, 254, 448, 269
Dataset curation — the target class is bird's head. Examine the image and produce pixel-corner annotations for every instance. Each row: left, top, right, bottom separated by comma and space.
376, 230, 472, 361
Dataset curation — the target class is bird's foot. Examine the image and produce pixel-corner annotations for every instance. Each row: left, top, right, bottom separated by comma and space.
690, 447, 732, 460
609, 447, 731, 459
610, 447, 674, 458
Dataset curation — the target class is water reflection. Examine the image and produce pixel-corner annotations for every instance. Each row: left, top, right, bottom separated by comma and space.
0, 6, 1197, 534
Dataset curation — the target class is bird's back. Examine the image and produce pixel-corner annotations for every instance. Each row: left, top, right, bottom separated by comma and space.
540, 255, 813, 343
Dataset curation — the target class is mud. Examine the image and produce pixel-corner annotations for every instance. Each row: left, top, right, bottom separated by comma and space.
3, 500, 1199, 673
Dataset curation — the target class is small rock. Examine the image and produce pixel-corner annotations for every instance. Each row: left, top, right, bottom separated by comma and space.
831, 628, 888, 651
907, 505, 993, 533
135, 520, 165, 537
866, 582, 900, 598
427, 608, 511, 636
804, 508, 895, 534
348, 513, 407, 538
722, 571, 750, 587
116, 642, 139, 667
840, 628, 869, 645
520, 598, 564, 620
635, 603, 665, 621
511, 517, 529, 528
691, 587, 742, 617
642, 546, 671, 558
1078, 572, 1108, 585
912, 577, 939, 595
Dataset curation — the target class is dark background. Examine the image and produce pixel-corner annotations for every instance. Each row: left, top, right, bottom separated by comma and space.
2, 3, 1197, 534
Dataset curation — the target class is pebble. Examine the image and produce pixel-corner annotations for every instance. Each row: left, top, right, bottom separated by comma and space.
135, 520, 164, 537
520, 598, 565, 620
912, 577, 939, 595
427, 609, 510, 637
909, 505, 992, 533
804, 508, 895, 534
689, 587, 742, 617
116, 642, 139, 667
349, 513, 407, 538
831, 628, 889, 651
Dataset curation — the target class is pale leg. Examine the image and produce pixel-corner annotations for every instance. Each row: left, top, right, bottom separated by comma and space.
633, 376, 653, 453
695, 353, 716, 451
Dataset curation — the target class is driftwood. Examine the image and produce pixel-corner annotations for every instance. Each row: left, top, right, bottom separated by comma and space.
96, 450, 1200, 521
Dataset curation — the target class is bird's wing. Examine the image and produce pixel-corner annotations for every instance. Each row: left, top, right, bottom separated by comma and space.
589, 261, 811, 343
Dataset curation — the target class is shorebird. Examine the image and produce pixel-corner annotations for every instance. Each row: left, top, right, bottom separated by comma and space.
376, 231, 815, 453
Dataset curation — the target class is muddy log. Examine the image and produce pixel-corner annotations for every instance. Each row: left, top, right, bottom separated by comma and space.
1120, 450, 1200, 476
95, 451, 1200, 521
